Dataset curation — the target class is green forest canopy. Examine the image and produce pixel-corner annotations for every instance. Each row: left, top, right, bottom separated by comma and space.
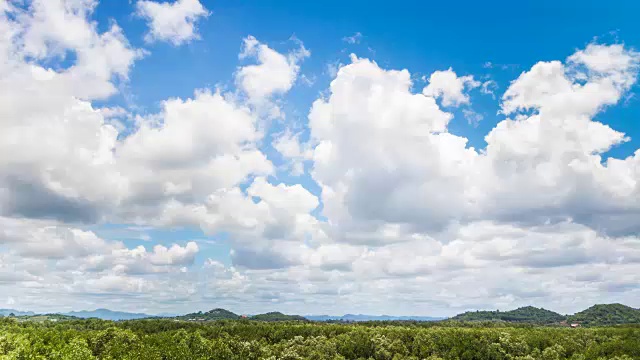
0, 317, 638, 359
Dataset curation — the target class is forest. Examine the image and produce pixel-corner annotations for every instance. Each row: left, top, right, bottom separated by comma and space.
0, 317, 638, 360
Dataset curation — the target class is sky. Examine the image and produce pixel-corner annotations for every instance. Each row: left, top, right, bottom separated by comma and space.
1, 0, 640, 317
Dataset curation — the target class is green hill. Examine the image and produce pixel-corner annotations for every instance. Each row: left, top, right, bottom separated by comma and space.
176, 308, 240, 321
16, 314, 80, 323
250, 312, 308, 322
451, 306, 566, 324
567, 304, 640, 326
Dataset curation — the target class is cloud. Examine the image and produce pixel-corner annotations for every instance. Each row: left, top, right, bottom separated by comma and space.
423, 68, 480, 107
0, 216, 199, 275
311, 44, 640, 236
462, 109, 483, 126
273, 130, 312, 175
0, 0, 141, 223
310, 57, 465, 233
236, 36, 310, 105
148, 242, 199, 266
325, 60, 344, 78
116, 89, 272, 219
0, 0, 277, 230
481, 80, 498, 98
342, 32, 363, 44
136, 0, 209, 45
4, 1, 640, 316
568, 43, 639, 81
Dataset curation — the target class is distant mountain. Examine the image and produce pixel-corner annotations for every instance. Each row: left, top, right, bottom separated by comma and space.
250, 312, 307, 322
176, 308, 240, 321
0, 309, 35, 317
63, 309, 154, 321
567, 304, 640, 326
451, 306, 566, 324
306, 314, 443, 322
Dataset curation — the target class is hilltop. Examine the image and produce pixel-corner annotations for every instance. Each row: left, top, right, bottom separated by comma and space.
450, 306, 566, 324
176, 308, 240, 321
567, 304, 640, 326
174, 309, 308, 322
250, 312, 308, 322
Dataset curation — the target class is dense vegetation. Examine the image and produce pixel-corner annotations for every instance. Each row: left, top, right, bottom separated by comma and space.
0, 318, 638, 359
448, 304, 640, 327
567, 304, 640, 326
451, 306, 567, 324
249, 312, 309, 322
176, 308, 241, 321
173, 309, 307, 322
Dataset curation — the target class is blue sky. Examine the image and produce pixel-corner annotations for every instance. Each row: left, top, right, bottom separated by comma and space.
2, 0, 640, 316
100, 0, 640, 157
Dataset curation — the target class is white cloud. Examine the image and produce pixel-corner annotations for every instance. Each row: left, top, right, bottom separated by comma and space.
342, 32, 363, 44
568, 43, 639, 81
310, 57, 467, 233
148, 242, 199, 266
462, 109, 483, 126
480, 80, 498, 98
117, 90, 271, 206
0, 216, 199, 276
3, 0, 640, 316
423, 68, 480, 107
325, 60, 345, 78
311, 44, 640, 238
0, 0, 142, 224
136, 0, 209, 45
236, 36, 310, 104
273, 130, 312, 175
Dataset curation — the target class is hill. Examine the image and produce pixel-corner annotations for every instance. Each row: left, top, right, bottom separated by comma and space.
176, 308, 240, 321
451, 306, 566, 324
567, 304, 640, 326
16, 314, 80, 323
250, 312, 307, 322
63, 309, 154, 321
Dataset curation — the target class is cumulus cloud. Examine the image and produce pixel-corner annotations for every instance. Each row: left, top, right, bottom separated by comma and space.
0, 217, 198, 277
311, 44, 640, 236
423, 68, 480, 106
115, 89, 273, 224
0, 0, 142, 224
136, 0, 209, 45
236, 36, 310, 104
310, 56, 466, 233
274, 43, 640, 313
273, 130, 312, 175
